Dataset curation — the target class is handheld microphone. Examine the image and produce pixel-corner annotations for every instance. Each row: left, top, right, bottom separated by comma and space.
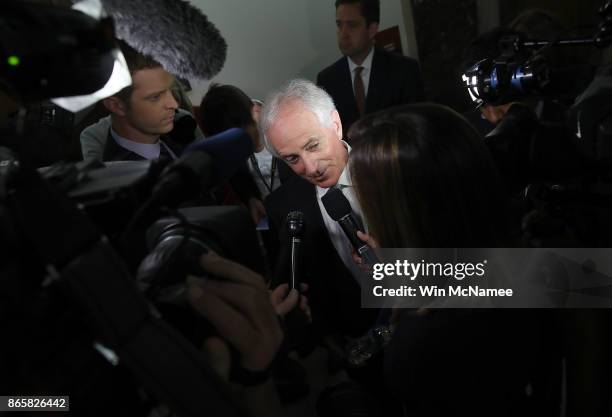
286, 211, 304, 291
100, 0, 227, 80
321, 187, 379, 265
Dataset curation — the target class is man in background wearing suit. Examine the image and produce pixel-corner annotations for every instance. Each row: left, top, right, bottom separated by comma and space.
261, 79, 376, 341
317, 0, 424, 138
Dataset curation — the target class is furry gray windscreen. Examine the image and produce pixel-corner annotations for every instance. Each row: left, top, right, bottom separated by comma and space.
100, 0, 227, 80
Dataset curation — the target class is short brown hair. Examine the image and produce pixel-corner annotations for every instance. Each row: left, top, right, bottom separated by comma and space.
335, 0, 380, 25
114, 39, 162, 102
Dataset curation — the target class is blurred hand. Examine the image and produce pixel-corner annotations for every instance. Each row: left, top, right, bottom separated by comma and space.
357, 230, 378, 248
248, 197, 267, 225
351, 230, 379, 270
389, 307, 432, 325
269, 283, 311, 322
201, 336, 232, 381
187, 252, 283, 372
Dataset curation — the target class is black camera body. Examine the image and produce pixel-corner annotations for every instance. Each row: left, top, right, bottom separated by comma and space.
0, 3, 258, 416
461, 2, 612, 247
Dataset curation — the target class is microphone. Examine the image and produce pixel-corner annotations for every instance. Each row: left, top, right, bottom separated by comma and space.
286, 211, 304, 291
152, 128, 252, 205
321, 189, 391, 369
321, 187, 379, 265
182, 127, 253, 184
100, 0, 227, 80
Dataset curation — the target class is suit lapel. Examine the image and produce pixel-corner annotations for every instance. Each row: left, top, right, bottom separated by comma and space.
338, 57, 359, 116
102, 129, 143, 161
366, 48, 385, 113
160, 134, 185, 158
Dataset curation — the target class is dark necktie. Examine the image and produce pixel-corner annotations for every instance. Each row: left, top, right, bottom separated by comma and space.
354, 66, 366, 116
333, 184, 365, 230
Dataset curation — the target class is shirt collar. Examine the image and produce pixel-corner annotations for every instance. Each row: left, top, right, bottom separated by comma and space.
110, 127, 161, 160
348, 46, 374, 73
316, 140, 352, 197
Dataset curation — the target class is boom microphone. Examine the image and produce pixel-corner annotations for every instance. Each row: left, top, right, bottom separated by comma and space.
100, 0, 227, 80
321, 187, 379, 265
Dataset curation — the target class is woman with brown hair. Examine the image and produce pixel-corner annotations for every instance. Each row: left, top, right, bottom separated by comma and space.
347, 104, 554, 417
349, 103, 508, 249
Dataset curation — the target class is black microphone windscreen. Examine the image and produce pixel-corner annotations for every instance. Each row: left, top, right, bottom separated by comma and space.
321, 187, 352, 221
286, 211, 304, 237
182, 128, 253, 184
101, 0, 227, 80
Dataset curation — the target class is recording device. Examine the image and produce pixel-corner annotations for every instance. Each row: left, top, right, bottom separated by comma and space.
321, 187, 379, 265
320, 188, 391, 368
0, 2, 117, 102
461, 1, 612, 247
462, 39, 549, 107
182, 128, 253, 182
0, 1, 257, 415
461, 1, 612, 108
286, 211, 304, 291
136, 205, 264, 334
152, 127, 253, 208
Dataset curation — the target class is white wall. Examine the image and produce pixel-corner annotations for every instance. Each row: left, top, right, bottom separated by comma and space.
187, 0, 415, 105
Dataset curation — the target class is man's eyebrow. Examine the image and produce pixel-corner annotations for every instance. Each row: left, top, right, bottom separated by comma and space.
301, 138, 318, 150
144, 89, 166, 98
278, 137, 319, 158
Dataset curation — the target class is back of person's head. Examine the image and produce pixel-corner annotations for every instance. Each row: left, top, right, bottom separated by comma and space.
461, 27, 522, 72
349, 103, 508, 248
260, 79, 336, 155
508, 9, 565, 42
199, 84, 254, 136
508, 8, 582, 69
335, 0, 380, 25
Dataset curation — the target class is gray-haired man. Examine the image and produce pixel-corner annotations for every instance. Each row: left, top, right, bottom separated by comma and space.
261, 79, 376, 339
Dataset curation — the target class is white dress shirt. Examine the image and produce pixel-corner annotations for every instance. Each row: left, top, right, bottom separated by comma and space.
316, 141, 367, 284
110, 128, 177, 160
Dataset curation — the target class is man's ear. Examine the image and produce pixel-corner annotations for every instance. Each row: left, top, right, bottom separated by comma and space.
368, 22, 379, 41
331, 109, 343, 139
102, 96, 127, 117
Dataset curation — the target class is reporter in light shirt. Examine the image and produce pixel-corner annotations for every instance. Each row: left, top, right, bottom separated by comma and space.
348, 104, 550, 417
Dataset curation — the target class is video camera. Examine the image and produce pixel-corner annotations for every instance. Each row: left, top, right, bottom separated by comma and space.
460, 1, 612, 247
0, 2, 260, 416
461, 1, 612, 107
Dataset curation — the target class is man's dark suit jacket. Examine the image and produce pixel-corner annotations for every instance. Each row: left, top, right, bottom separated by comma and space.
317, 47, 425, 137
102, 130, 261, 203
265, 174, 377, 338
102, 130, 185, 162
